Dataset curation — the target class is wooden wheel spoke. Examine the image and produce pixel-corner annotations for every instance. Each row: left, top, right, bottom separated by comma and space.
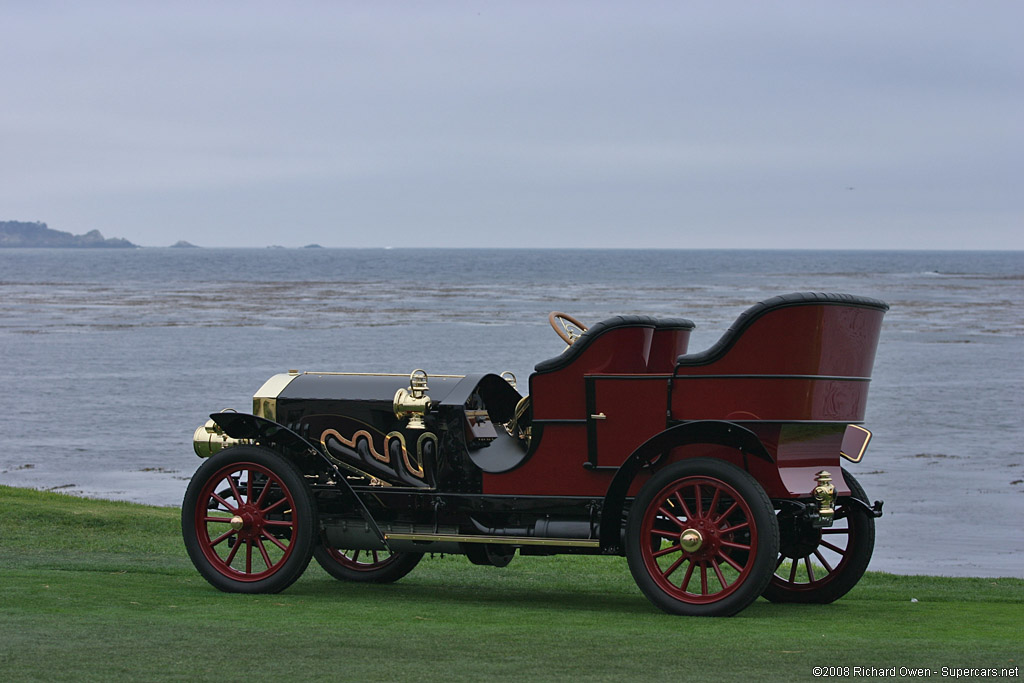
654, 544, 682, 559
261, 529, 289, 553
224, 536, 242, 566
712, 501, 739, 524
255, 537, 273, 570
662, 554, 687, 580
813, 549, 834, 574
657, 507, 687, 529
210, 492, 237, 514
719, 521, 749, 535
673, 491, 694, 521
263, 496, 289, 514
209, 528, 236, 547
821, 540, 846, 554
680, 559, 696, 590
254, 480, 270, 508
720, 540, 751, 551
711, 559, 729, 590
804, 556, 816, 582
707, 487, 721, 520
652, 527, 680, 541
226, 476, 244, 507
719, 549, 745, 573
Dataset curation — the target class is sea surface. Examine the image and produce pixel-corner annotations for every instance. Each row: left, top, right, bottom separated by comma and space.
1, 248, 1021, 578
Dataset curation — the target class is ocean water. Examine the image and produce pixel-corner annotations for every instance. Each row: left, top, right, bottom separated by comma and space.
1, 248, 1021, 578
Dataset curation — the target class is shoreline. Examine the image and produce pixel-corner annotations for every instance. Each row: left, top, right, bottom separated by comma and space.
3, 480, 1019, 581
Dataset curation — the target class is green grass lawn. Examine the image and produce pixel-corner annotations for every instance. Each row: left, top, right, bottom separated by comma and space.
1, 485, 1020, 681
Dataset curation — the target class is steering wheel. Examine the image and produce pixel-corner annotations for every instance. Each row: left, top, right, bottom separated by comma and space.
548, 312, 589, 345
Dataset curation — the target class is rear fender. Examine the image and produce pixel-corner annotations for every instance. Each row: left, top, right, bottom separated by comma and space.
598, 420, 773, 551
209, 412, 387, 547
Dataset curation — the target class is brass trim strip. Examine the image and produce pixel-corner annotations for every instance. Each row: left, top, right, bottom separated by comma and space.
667, 418, 866, 425
670, 373, 872, 382
300, 371, 466, 379
384, 532, 600, 548
328, 457, 392, 486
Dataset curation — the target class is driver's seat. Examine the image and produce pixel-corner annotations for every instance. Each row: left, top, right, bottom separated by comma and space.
533, 315, 660, 374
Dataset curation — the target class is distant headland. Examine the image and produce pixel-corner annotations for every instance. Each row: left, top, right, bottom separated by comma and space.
0, 221, 137, 248
1, 220, 333, 249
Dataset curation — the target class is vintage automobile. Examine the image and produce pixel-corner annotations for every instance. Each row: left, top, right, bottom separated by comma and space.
183, 292, 887, 616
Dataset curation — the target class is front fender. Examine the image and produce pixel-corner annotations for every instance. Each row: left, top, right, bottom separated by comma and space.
598, 420, 773, 551
209, 412, 387, 547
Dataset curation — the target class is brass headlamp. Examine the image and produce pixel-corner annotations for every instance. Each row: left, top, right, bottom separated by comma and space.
192, 416, 248, 458
394, 369, 431, 429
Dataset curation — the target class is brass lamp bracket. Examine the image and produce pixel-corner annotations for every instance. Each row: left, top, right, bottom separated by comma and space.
394, 369, 431, 429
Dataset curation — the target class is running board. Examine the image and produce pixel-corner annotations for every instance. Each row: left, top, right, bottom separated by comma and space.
384, 532, 600, 548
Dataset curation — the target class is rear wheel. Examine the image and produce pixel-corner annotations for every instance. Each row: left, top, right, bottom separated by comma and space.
763, 469, 875, 603
626, 458, 779, 616
182, 446, 316, 593
313, 543, 422, 583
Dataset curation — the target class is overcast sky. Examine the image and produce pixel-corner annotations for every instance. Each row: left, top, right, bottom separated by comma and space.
2, 1, 1021, 249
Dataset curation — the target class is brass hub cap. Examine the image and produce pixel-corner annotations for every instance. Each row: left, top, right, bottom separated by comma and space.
679, 528, 704, 553
229, 515, 245, 531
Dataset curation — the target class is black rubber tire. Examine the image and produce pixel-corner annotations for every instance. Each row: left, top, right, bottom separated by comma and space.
182, 446, 316, 593
313, 543, 423, 583
626, 458, 779, 617
763, 469, 875, 604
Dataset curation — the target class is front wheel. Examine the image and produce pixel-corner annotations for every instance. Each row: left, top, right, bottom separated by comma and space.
313, 543, 423, 583
626, 458, 779, 617
182, 446, 316, 593
763, 469, 875, 603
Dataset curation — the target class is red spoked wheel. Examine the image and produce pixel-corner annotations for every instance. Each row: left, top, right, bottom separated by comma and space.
626, 458, 778, 616
182, 446, 315, 593
763, 469, 875, 604
313, 542, 422, 583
